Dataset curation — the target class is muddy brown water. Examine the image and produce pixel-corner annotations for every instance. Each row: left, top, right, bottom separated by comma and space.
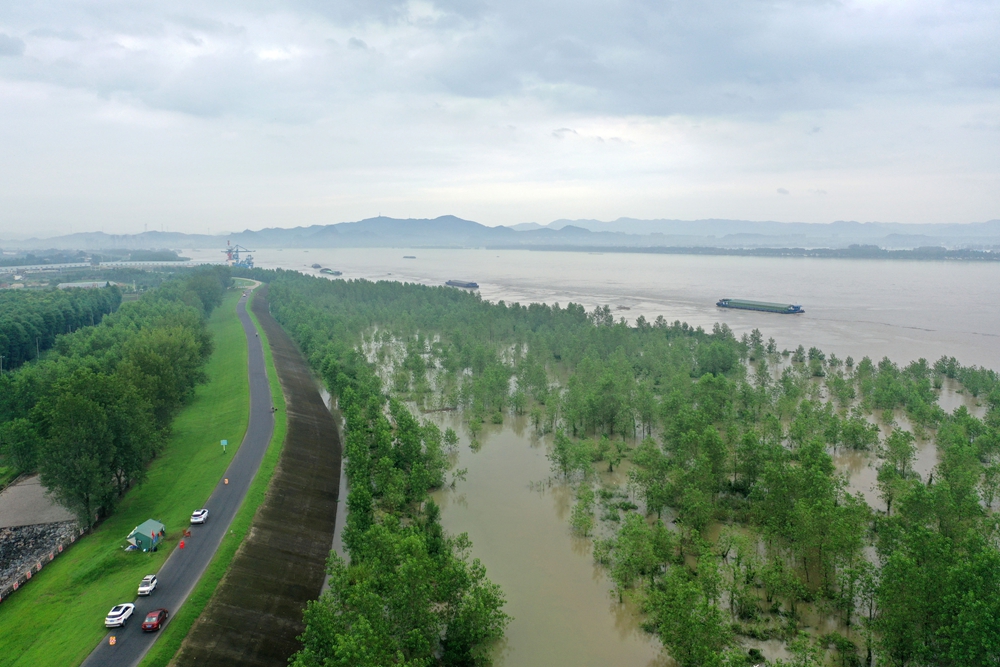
426, 408, 856, 666
429, 412, 669, 667
189, 247, 1000, 370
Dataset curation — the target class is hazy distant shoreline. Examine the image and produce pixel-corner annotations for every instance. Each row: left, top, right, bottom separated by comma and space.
503, 244, 1000, 261
4, 216, 1000, 255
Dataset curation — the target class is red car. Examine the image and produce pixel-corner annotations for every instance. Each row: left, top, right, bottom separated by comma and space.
141, 608, 168, 632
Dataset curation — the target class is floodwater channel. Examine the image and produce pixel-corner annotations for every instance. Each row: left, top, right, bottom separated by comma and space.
428, 412, 669, 667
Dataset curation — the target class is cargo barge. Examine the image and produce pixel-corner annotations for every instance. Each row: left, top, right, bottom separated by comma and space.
446, 280, 479, 289
717, 298, 804, 314
319, 268, 343, 276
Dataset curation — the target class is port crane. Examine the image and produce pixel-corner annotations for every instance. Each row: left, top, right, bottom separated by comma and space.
223, 242, 255, 269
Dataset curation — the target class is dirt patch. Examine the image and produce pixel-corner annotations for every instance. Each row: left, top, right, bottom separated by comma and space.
171, 285, 343, 667
0, 475, 76, 528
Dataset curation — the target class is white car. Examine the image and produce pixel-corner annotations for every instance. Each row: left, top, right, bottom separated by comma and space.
190, 509, 209, 524
138, 574, 157, 596
105, 603, 135, 628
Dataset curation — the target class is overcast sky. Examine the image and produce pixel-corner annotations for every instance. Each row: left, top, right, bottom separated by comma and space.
0, 0, 998, 237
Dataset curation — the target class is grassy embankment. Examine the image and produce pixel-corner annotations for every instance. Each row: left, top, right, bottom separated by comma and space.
0, 465, 17, 492
0, 289, 251, 667
139, 286, 288, 667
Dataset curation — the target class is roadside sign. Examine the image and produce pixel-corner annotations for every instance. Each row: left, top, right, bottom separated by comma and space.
221, 439, 228, 453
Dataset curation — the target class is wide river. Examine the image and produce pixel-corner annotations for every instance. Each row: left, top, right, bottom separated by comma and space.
189, 247, 998, 665
191, 247, 1000, 369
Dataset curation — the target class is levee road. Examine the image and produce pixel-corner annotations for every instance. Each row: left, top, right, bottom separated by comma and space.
80, 288, 274, 667
169, 284, 343, 666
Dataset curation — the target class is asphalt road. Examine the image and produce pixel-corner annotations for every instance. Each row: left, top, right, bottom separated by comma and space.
81, 289, 275, 667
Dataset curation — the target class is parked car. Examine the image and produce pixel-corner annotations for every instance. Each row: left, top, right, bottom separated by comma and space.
138, 574, 157, 596
105, 603, 135, 628
190, 509, 209, 524
141, 608, 169, 632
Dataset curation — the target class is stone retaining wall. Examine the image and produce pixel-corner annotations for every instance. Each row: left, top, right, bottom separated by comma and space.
0, 520, 83, 603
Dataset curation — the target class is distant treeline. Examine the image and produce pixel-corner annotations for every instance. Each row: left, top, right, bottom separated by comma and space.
37, 267, 175, 291
0, 250, 90, 268
0, 248, 188, 269
0, 287, 121, 371
91, 249, 190, 263
0, 266, 231, 525
504, 244, 1000, 261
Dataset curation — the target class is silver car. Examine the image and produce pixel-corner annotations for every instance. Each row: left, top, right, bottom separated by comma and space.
138, 574, 157, 596
190, 509, 209, 524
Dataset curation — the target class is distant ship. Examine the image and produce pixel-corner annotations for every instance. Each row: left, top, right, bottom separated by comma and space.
311, 263, 321, 269
403, 255, 416, 259
717, 298, 803, 314
446, 280, 479, 289
320, 268, 343, 276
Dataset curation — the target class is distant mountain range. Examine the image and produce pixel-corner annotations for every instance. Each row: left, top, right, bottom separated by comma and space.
4, 216, 1000, 251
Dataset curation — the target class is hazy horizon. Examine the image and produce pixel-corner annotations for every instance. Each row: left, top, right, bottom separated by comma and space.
0, 214, 1000, 242
1, 1, 998, 238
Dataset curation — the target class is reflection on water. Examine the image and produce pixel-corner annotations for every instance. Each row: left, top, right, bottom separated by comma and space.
834, 447, 881, 508
937, 378, 988, 418
429, 413, 670, 667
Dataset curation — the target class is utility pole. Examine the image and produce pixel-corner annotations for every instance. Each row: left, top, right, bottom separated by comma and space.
36, 337, 40, 359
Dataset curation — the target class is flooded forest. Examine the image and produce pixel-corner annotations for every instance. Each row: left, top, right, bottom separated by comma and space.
253, 269, 1000, 667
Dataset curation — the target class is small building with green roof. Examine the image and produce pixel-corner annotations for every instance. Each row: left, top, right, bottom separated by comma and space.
127, 519, 165, 552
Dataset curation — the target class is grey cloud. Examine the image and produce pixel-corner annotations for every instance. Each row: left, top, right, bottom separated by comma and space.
167, 14, 247, 37
0, 1, 997, 122
0, 33, 25, 57
278, 0, 411, 26
29, 27, 83, 41
425, 0, 1000, 117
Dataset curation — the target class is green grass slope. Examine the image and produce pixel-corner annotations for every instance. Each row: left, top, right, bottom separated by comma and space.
0, 289, 250, 667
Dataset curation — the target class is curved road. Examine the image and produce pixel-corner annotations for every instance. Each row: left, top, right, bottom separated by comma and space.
81, 288, 275, 667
